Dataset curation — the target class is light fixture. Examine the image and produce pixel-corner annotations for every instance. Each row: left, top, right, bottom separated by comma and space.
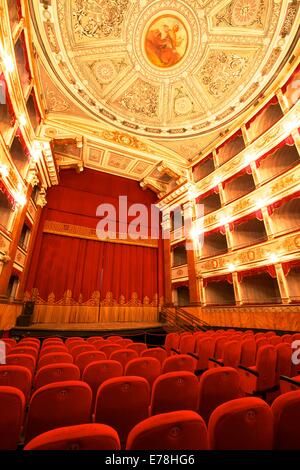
190, 226, 200, 240
31, 141, 42, 162
19, 114, 27, 126
0, 164, 9, 178
255, 198, 268, 210
213, 175, 222, 187
228, 263, 237, 272
14, 191, 27, 207
220, 215, 230, 226
283, 119, 298, 134
269, 253, 279, 264
2, 54, 14, 73
245, 152, 256, 165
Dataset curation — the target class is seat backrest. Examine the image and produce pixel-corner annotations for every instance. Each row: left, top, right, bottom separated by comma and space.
125, 342, 147, 356
38, 352, 73, 370
0, 365, 32, 401
26, 381, 92, 443
19, 341, 40, 351
269, 336, 282, 346
99, 343, 122, 359
222, 341, 242, 368
162, 354, 196, 374
6, 354, 35, 376
275, 343, 292, 379
214, 336, 227, 359
82, 360, 123, 406
109, 349, 138, 371
256, 338, 269, 350
107, 336, 123, 342
195, 338, 215, 371
2, 338, 17, 347
87, 337, 104, 344
66, 340, 85, 351
272, 390, 300, 449
164, 333, 180, 353
0, 386, 25, 450
208, 397, 273, 450
150, 371, 199, 416
24, 423, 121, 450
65, 337, 84, 346
141, 348, 167, 365
10, 346, 38, 360
69, 344, 97, 359
125, 357, 161, 387
240, 339, 256, 367
34, 363, 80, 390
126, 411, 208, 450
281, 334, 292, 344
198, 367, 241, 424
40, 346, 68, 357
75, 351, 106, 375
94, 376, 150, 445
43, 338, 63, 346
280, 375, 300, 394
179, 334, 196, 355
265, 331, 276, 338
20, 337, 40, 346
116, 339, 134, 348
255, 345, 277, 391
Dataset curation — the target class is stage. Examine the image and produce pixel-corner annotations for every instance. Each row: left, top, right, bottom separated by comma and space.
14, 321, 164, 332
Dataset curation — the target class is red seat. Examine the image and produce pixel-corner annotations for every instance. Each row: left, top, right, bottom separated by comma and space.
194, 337, 215, 372
10, 346, 38, 361
43, 338, 64, 346
198, 367, 241, 424
87, 337, 104, 344
99, 343, 122, 359
6, 354, 35, 376
178, 334, 196, 354
239, 345, 277, 395
141, 347, 167, 365
269, 336, 282, 346
240, 339, 256, 367
94, 376, 150, 445
126, 411, 208, 450
107, 336, 123, 342
0, 365, 32, 401
20, 337, 40, 346
26, 381, 92, 443
150, 371, 199, 416
275, 343, 292, 383
65, 337, 84, 346
109, 349, 138, 371
34, 364, 80, 390
82, 360, 123, 406
213, 336, 228, 359
280, 375, 300, 394
126, 342, 147, 356
40, 346, 68, 357
162, 354, 196, 374
164, 333, 180, 355
24, 423, 121, 450
281, 334, 292, 344
69, 344, 97, 359
1, 338, 17, 348
0, 386, 25, 450
19, 341, 40, 351
256, 338, 269, 350
208, 397, 273, 450
125, 357, 161, 388
75, 351, 106, 375
38, 352, 73, 370
272, 390, 300, 449
265, 331, 276, 338
209, 341, 241, 369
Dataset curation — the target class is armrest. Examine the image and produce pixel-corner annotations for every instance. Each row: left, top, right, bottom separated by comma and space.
238, 365, 259, 377
208, 357, 224, 366
194, 368, 207, 377
159, 346, 166, 350
279, 375, 300, 386
187, 352, 199, 360
171, 348, 180, 355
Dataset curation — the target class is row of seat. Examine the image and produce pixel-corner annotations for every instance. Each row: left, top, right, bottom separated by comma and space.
3, 386, 299, 450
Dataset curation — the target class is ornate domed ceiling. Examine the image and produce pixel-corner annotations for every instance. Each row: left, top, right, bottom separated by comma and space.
30, 0, 299, 182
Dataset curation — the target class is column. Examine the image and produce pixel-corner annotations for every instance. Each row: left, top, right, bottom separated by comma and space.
161, 212, 173, 306
261, 206, 274, 239
183, 201, 200, 304
198, 277, 206, 306
275, 263, 290, 304
232, 272, 243, 306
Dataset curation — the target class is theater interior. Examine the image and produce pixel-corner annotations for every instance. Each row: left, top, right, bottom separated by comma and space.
0, 0, 300, 453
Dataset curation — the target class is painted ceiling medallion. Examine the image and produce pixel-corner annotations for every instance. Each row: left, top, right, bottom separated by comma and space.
144, 15, 188, 68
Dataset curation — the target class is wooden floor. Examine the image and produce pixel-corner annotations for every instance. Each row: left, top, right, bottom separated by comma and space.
15, 321, 164, 332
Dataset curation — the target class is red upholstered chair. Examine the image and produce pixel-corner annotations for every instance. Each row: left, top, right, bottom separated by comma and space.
19, 340, 40, 352
6, 354, 35, 376
82, 360, 123, 406
150, 371, 199, 416
208, 397, 273, 450
87, 337, 104, 344
43, 338, 64, 346
25, 381, 92, 443
116, 339, 134, 348
292, 333, 300, 341
275, 343, 292, 383
141, 347, 167, 365
38, 352, 73, 370
0, 386, 25, 450
280, 375, 300, 394
164, 333, 180, 355
281, 334, 293, 344
254, 333, 266, 340
40, 346, 68, 357
198, 367, 242, 424
65, 337, 84, 346
2, 338, 17, 348
178, 334, 196, 355
99, 343, 122, 359
126, 411, 208, 451
24, 423, 121, 450
75, 351, 106, 375
209, 341, 241, 369
162, 354, 196, 374
256, 338, 269, 350
126, 342, 147, 356
10, 346, 38, 361
66, 340, 85, 352
240, 339, 256, 367
34, 363, 80, 390
125, 357, 161, 388
238, 345, 277, 396
272, 390, 300, 449
20, 337, 40, 345
69, 344, 97, 359
109, 349, 138, 371
269, 336, 282, 346
191, 337, 215, 374
94, 376, 150, 446
91, 339, 107, 349
265, 331, 276, 339
107, 336, 123, 342
212, 336, 228, 361
0, 365, 32, 401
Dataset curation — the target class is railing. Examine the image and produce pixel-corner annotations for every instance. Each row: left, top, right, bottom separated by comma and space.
160, 306, 210, 333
